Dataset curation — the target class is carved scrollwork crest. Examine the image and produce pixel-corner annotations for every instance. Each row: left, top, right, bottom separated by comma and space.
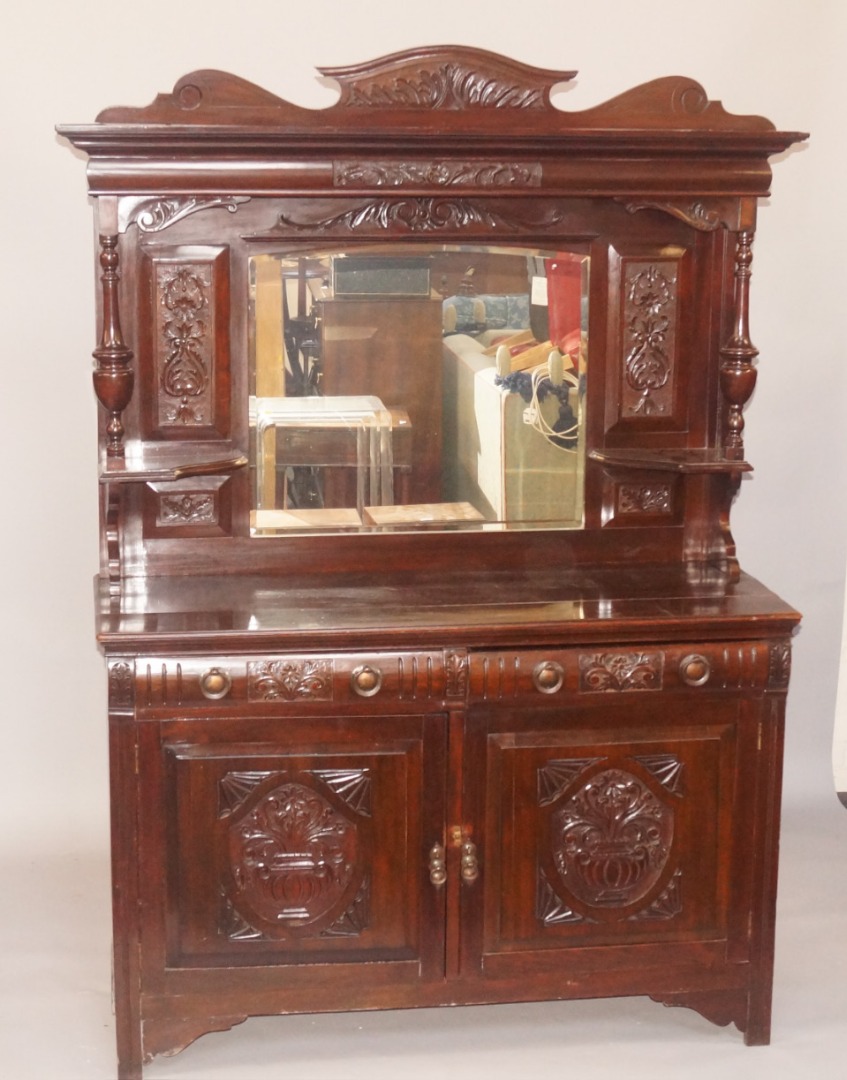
119, 195, 249, 234
324, 50, 575, 111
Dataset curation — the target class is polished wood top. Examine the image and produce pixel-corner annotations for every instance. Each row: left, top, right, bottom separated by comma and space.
97, 567, 799, 653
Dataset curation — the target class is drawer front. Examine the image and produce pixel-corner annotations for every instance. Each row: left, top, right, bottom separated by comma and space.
128, 649, 467, 712
116, 639, 790, 713
468, 639, 791, 700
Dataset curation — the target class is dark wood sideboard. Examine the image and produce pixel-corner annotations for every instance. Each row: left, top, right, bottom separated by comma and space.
58, 47, 806, 1080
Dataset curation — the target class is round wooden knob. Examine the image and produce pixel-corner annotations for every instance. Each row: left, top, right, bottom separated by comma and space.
199, 667, 232, 700
533, 660, 564, 694
679, 654, 711, 687
351, 665, 382, 697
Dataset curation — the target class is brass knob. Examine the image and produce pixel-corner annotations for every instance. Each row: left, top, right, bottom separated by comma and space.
351, 664, 382, 697
429, 843, 447, 887
533, 660, 564, 694
199, 667, 232, 700
460, 840, 480, 883
679, 654, 711, 687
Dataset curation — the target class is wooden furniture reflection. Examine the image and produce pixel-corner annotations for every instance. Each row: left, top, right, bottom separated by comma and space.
58, 47, 806, 1080
319, 295, 443, 505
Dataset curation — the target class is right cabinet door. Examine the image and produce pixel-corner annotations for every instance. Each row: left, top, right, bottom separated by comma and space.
462, 691, 770, 994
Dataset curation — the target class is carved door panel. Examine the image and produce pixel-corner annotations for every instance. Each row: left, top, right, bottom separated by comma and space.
462, 694, 760, 982
147, 713, 447, 990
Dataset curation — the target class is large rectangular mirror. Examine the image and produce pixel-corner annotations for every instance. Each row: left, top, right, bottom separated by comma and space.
248, 244, 588, 534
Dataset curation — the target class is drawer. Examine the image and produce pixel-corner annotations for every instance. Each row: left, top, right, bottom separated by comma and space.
123, 648, 468, 711
468, 639, 791, 700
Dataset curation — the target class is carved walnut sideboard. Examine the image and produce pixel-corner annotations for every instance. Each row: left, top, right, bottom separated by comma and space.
58, 47, 806, 1079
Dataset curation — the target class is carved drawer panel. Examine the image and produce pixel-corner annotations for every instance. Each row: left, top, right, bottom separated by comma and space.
131, 650, 454, 711
468, 639, 788, 700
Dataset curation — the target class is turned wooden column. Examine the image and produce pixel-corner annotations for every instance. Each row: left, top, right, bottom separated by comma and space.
720, 230, 758, 460
93, 225, 134, 457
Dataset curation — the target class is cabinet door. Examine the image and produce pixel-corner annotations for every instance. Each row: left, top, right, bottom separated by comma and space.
462, 694, 761, 987
142, 713, 447, 999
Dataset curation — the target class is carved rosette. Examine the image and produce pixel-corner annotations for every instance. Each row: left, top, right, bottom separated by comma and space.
623, 262, 678, 416
247, 659, 333, 702
226, 780, 361, 934
579, 652, 664, 692
333, 160, 542, 189
551, 768, 674, 908
156, 264, 212, 426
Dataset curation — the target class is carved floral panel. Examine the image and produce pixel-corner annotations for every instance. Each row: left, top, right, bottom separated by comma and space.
247, 659, 333, 702
550, 768, 674, 909
154, 263, 213, 427
142, 244, 230, 439
617, 483, 673, 516
620, 258, 680, 419
227, 780, 360, 932
579, 652, 664, 692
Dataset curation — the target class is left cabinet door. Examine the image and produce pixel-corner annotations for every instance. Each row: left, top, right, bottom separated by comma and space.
139, 711, 448, 1013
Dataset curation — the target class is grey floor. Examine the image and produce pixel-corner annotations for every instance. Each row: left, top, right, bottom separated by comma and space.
4, 797, 846, 1080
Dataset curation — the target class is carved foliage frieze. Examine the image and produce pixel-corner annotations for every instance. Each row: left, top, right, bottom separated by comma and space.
551, 768, 674, 909
269, 198, 567, 237
333, 160, 542, 189
579, 652, 664, 692
247, 659, 333, 702
226, 780, 361, 933
622, 260, 679, 417
617, 483, 673, 516
158, 491, 218, 526
118, 195, 249, 234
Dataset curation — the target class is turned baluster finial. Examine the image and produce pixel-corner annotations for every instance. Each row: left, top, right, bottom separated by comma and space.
720, 231, 759, 460
92, 233, 134, 457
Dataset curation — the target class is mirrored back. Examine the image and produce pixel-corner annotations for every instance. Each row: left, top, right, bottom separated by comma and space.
248, 244, 589, 535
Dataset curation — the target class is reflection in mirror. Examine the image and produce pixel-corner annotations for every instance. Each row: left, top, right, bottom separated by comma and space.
248, 245, 588, 534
